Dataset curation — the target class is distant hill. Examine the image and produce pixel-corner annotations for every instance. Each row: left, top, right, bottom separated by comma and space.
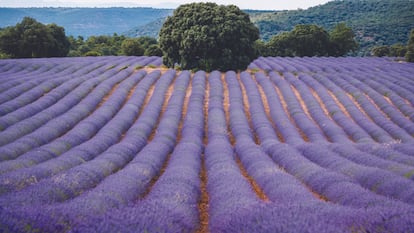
124, 17, 168, 38
1, 1, 413, 55
251, 0, 414, 55
0, 7, 172, 38
123, 9, 274, 39
123, 0, 414, 56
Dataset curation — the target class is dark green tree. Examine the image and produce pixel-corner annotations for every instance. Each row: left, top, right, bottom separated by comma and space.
145, 44, 163, 56
137, 36, 158, 48
372, 45, 390, 57
264, 23, 358, 57
121, 38, 145, 56
328, 23, 358, 56
289, 24, 330, 57
159, 2, 259, 71
47, 23, 70, 57
0, 17, 70, 58
254, 40, 271, 57
0, 27, 19, 57
266, 32, 295, 57
388, 43, 407, 57
406, 29, 414, 62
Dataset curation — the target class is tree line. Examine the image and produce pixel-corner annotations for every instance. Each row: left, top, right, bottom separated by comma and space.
255, 23, 358, 57
371, 29, 414, 62
252, 0, 414, 56
67, 34, 162, 57
1, 6, 413, 71
0, 17, 162, 59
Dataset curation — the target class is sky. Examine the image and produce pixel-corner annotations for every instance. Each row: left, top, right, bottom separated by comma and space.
0, 0, 332, 10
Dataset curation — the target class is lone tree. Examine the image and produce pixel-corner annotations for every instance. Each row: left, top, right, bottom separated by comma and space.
159, 2, 259, 71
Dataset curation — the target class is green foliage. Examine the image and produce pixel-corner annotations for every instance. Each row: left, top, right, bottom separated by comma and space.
264, 23, 357, 57
0, 52, 10, 59
47, 23, 71, 57
144, 44, 163, 56
372, 30, 412, 59
329, 23, 358, 56
290, 24, 330, 57
371, 43, 408, 57
84, 51, 101, 56
136, 36, 157, 48
67, 34, 160, 57
121, 38, 145, 56
406, 29, 414, 62
267, 32, 295, 57
159, 2, 259, 72
372, 46, 390, 57
0, 17, 70, 58
251, 0, 414, 56
254, 40, 271, 57
389, 44, 407, 57
85, 34, 126, 56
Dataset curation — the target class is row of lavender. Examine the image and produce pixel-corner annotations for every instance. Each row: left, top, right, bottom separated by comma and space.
0, 56, 413, 232
251, 57, 414, 143
207, 70, 414, 232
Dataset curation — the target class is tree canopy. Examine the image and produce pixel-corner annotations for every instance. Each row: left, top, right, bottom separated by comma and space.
371, 29, 413, 60
265, 23, 357, 57
251, 0, 414, 56
0, 17, 70, 58
329, 23, 358, 57
159, 2, 259, 71
121, 38, 145, 56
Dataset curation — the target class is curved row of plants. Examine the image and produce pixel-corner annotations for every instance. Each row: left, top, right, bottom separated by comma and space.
0, 56, 413, 232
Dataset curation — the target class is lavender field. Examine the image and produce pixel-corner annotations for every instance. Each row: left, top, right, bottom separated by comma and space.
0, 56, 414, 232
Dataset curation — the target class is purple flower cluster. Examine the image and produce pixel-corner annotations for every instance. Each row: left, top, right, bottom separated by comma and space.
0, 56, 414, 232
254, 72, 304, 145
329, 72, 414, 142
0, 68, 176, 207
206, 71, 261, 230
269, 71, 328, 143
0, 66, 134, 160
0, 70, 161, 195
311, 72, 396, 143
231, 71, 318, 204
284, 72, 351, 143
298, 73, 375, 143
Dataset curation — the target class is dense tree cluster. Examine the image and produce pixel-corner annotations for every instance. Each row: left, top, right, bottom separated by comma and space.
68, 35, 162, 57
0, 17, 70, 58
371, 29, 414, 62
261, 23, 358, 57
3, 6, 410, 63
371, 44, 407, 57
159, 2, 259, 71
252, 0, 414, 56
0, 17, 162, 58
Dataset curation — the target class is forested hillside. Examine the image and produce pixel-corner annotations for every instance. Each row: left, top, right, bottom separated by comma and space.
252, 0, 414, 55
124, 0, 414, 56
